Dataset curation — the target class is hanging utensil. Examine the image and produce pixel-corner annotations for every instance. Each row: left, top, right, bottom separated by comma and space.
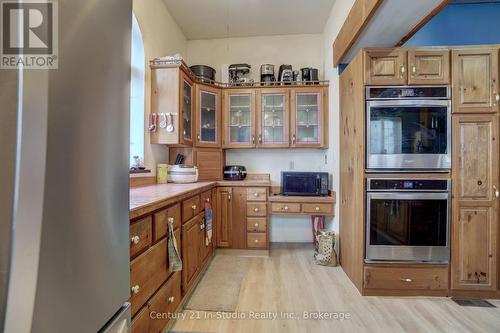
166, 113, 174, 132
159, 113, 167, 129
149, 113, 157, 132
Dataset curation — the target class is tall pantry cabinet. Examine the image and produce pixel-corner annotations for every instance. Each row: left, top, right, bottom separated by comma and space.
451, 47, 500, 295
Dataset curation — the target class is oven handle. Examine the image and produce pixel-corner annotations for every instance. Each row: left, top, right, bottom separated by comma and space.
366, 99, 451, 108
367, 192, 450, 200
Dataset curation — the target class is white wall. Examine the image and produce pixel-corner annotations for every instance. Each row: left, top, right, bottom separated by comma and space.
133, 0, 187, 175
186, 34, 324, 82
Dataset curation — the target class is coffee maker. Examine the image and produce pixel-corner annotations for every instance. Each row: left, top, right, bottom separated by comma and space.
301, 67, 319, 83
278, 64, 293, 83
260, 64, 275, 83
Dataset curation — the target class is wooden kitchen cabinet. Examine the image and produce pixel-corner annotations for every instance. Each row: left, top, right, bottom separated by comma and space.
223, 89, 256, 148
407, 49, 450, 85
452, 48, 499, 113
216, 186, 268, 249
195, 84, 222, 148
290, 87, 328, 148
216, 187, 232, 248
256, 89, 290, 147
181, 213, 202, 293
451, 114, 499, 291
364, 48, 407, 85
150, 66, 194, 145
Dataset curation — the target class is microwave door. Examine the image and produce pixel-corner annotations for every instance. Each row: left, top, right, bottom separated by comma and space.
366, 100, 451, 170
284, 174, 317, 196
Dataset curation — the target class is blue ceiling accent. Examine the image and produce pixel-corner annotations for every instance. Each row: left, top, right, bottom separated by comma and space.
404, 2, 500, 46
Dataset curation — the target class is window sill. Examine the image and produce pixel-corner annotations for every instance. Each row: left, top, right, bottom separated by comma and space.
129, 169, 151, 175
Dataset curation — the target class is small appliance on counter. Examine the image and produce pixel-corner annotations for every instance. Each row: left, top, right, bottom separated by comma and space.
278, 64, 293, 83
260, 64, 275, 83
281, 171, 328, 196
301, 67, 319, 83
223, 165, 247, 181
190, 65, 216, 82
169, 164, 199, 183
229, 63, 253, 84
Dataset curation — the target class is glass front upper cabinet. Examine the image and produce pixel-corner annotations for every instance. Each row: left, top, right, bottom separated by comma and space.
225, 91, 255, 147
291, 90, 324, 147
197, 86, 220, 147
181, 72, 193, 144
258, 91, 289, 147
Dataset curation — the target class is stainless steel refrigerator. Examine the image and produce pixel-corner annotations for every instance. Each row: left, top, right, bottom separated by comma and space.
1, 0, 132, 332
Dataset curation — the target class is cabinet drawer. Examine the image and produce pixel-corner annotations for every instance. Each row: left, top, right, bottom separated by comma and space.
302, 203, 333, 215
246, 187, 267, 201
247, 202, 267, 217
131, 305, 150, 333
130, 216, 152, 258
247, 233, 267, 248
200, 189, 213, 205
182, 195, 201, 223
364, 266, 449, 290
153, 203, 181, 242
148, 272, 182, 333
271, 203, 301, 213
130, 238, 169, 316
247, 217, 267, 232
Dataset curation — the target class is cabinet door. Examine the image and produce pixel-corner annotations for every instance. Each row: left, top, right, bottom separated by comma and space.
196, 85, 221, 148
223, 90, 256, 148
452, 48, 499, 113
231, 187, 247, 249
181, 215, 200, 293
364, 49, 407, 85
451, 114, 499, 291
216, 187, 232, 247
408, 49, 450, 85
180, 70, 194, 145
199, 214, 213, 266
290, 88, 326, 147
256, 90, 289, 147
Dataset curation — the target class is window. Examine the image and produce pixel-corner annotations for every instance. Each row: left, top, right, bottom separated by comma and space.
130, 14, 145, 167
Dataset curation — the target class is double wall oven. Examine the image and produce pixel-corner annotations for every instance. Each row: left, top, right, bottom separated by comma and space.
365, 86, 451, 263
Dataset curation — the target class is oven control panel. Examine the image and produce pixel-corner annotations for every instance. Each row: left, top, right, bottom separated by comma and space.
368, 179, 450, 191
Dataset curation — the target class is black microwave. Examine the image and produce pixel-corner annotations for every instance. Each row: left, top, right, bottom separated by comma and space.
281, 172, 329, 196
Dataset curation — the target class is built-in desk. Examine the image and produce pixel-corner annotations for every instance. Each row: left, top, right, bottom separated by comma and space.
268, 192, 336, 216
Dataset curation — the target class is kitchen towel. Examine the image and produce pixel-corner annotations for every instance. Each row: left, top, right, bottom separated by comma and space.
204, 202, 213, 246
168, 218, 182, 272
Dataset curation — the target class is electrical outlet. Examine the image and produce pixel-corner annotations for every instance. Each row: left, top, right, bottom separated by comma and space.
290, 161, 295, 170
324, 154, 328, 165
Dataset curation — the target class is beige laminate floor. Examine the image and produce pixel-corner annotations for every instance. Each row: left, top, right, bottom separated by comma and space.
172, 243, 500, 333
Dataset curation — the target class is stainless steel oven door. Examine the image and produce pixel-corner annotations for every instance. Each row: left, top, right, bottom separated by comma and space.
365, 192, 450, 263
366, 99, 451, 171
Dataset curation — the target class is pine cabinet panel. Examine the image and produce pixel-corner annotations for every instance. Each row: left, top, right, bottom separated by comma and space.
364, 49, 407, 85
408, 50, 450, 85
452, 48, 499, 113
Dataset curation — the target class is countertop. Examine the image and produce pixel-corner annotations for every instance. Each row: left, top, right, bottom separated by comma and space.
130, 182, 216, 219
129, 179, 272, 219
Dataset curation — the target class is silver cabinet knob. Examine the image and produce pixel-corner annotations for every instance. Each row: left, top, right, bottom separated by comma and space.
131, 236, 140, 245
315, 206, 320, 212
131, 285, 140, 294
284, 205, 289, 211
254, 223, 259, 228
167, 217, 174, 224
254, 207, 259, 212
254, 239, 259, 243
168, 296, 175, 303
206, 197, 210, 202
400, 278, 413, 283
254, 192, 259, 197
494, 185, 500, 199
192, 205, 197, 210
